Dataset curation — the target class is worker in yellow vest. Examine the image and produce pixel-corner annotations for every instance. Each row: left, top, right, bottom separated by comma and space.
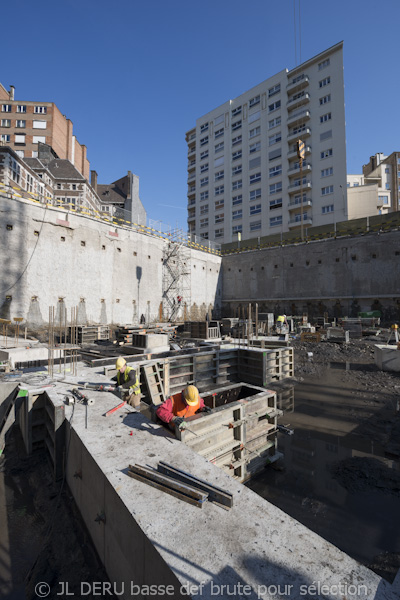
276, 314, 288, 334
113, 357, 141, 407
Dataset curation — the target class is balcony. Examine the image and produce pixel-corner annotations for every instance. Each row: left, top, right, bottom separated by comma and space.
286, 74, 309, 94
188, 159, 196, 168
288, 162, 312, 176
288, 198, 313, 210
187, 173, 196, 183
287, 127, 311, 143
287, 145, 311, 159
288, 181, 312, 194
187, 145, 196, 158
188, 213, 196, 222
188, 184, 196, 193
187, 198, 196, 207
287, 109, 311, 127
288, 214, 313, 228
286, 92, 310, 110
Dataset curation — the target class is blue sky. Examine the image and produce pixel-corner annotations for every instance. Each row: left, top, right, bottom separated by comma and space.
2, 0, 400, 231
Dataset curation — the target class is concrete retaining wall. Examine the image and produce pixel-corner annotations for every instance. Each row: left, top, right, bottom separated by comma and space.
222, 231, 400, 320
0, 196, 222, 326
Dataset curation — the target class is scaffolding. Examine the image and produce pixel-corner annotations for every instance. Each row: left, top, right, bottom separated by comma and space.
162, 238, 191, 322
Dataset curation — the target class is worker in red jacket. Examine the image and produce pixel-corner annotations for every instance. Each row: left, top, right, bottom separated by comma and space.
156, 385, 211, 430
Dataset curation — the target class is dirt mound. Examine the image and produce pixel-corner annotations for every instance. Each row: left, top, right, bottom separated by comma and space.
331, 457, 400, 496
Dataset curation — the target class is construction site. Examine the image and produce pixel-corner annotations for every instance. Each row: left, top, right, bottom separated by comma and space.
0, 188, 400, 600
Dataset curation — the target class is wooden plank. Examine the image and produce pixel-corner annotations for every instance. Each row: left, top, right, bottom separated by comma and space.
128, 464, 207, 508
158, 461, 233, 509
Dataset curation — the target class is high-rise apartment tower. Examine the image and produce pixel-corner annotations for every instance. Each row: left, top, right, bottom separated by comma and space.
186, 42, 347, 243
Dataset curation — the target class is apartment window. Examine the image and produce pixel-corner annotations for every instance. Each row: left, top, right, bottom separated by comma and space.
200, 218, 208, 228
232, 120, 242, 131
16, 105, 26, 113
249, 156, 261, 170
269, 164, 282, 177
232, 164, 242, 176
232, 150, 242, 161
232, 224, 242, 235
269, 148, 282, 161
385, 167, 390, 174
379, 195, 389, 205
268, 116, 281, 129
318, 58, 330, 70
270, 215, 282, 227
16, 120, 25, 128
250, 188, 261, 201
215, 213, 224, 224
232, 180, 242, 191
250, 204, 261, 215
249, 141, 261, 154
0, 134, 10, 142
385, 183, 390, 190
1, 119, 11, 127
200, 150, 208, 160
268, 84, 281, 97
353, 182, 359, 187
231, 106, 242, 117
215, 142, 224, 153
15, 134, 26, 144
232, 209, 242, 220
200, 190, 209, 201
214, 114, 224, 126
215, 170, 224, 181
249, 95, 260, 108
215, 184, 224, 195
2, 105, 11, 112
232, 194, 242, 206
33, 135, 46, 144
322, 185, 334, 195
269, 132, 281, 146
200, 163, 208, 173
319, 76, 331, 88
321, 148, 333, 159
215, 127, 224, 139
200, 136, 208, 146
232, 135, 242, 146
250, 220, 261, 231
319, 94, 331, 105
214, 156, 224, 168
201, 232, 209, 240
215, 228, 224, 238
249, 126, 260, 138
290, 124, 306, 136
250, 172, 261, 185
200, 204, 209, 215
200, 177, 208, 187
34, 106, 47, 114
322, 204, 334, 213
215, 199, 224, 209
320, 112, 332, 123
293, 176, 307, 187
200, 122, 209, 133
268, 100, 281, 112
270, 198, 282, 210
321, 167, 333, 177
269, 182, 282, 194
33, 120, 47, 129
248, 110, 260, 124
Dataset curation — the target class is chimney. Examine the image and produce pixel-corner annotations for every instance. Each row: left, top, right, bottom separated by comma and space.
9, 85, 15, 101
91, 170, 98, 192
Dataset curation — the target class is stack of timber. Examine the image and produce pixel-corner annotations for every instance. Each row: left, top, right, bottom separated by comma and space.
176, 382, 282, 482
115, 324, 177, 345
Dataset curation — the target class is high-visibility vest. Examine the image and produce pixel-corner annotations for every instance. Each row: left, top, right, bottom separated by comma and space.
117, 366, 140, 395
171, 392, 200, 418
277, 315, 286, 322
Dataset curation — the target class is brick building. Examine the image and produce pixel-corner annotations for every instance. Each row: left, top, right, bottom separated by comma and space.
0, 83, 89, 180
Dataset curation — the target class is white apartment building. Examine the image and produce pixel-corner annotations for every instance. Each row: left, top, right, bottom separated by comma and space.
186, 42, 347, 244
346, 151, 399, 220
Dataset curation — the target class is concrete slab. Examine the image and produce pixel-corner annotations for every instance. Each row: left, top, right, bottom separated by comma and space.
42, 363, 399, 599
0, 345, 63, 369
374, 344, 400, 372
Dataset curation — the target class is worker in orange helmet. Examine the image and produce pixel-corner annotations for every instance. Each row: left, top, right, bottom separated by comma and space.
156, 385, 211, 431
